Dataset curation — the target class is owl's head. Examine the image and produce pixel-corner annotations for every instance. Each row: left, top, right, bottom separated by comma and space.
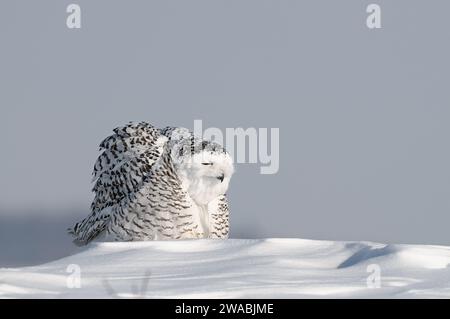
170, 134, 234, 206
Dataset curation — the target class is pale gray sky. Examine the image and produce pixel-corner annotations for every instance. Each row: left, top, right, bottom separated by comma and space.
1, 1, 450, 266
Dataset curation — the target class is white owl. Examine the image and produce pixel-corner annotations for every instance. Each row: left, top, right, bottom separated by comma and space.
68, 122, 234, 245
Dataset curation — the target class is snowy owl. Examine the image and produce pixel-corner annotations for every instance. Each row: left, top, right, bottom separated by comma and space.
68, 122, 234, 245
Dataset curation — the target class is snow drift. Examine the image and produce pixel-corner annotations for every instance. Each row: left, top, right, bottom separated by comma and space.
1, 238, 450, 298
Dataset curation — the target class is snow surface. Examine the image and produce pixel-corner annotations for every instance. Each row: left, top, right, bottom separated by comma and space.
1, 238, 450, 298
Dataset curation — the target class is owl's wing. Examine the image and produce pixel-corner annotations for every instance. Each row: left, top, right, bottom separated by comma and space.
68, 122, 167, 245
208, 195, 230, 239
102, 126, 204, 241
107, 145, 198, 241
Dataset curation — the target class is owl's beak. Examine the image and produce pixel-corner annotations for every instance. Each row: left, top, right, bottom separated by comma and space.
217, 173, 225, 183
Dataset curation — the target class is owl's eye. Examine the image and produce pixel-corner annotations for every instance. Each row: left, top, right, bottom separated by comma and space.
201, 162, 213, 166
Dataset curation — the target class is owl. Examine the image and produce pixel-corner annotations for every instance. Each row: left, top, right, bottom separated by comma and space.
68, 122, 234, 245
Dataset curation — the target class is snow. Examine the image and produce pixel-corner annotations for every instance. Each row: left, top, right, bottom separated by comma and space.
1, 238, 450, 298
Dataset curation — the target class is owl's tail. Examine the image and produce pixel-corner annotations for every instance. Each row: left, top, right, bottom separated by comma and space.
68, 213, 108, 246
